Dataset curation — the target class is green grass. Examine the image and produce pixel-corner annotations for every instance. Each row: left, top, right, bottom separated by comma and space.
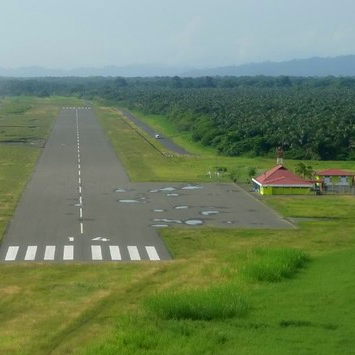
0, 96, 83, 241
241, 248, 309, 282
144, 283, 249, 321
0, 99, 354, 354
95, 105, 355, 183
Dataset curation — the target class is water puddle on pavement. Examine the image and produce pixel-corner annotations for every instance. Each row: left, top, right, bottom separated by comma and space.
175, 205, 189, 210
185, 219, 204, 225
114, 188, 129, 193
160, 187, 177, 192
118, 199, 145, 204
181, 185, 203, 190
153, 218, 183, 224
201, 210, 219, 216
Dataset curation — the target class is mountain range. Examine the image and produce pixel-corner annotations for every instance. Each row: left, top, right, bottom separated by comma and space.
1, 55, 355, 78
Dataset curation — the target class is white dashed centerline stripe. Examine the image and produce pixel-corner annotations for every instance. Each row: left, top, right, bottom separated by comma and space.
145, 246, 160, 261
44, 246, 56, 260
109, 246, 122, 260
128, 246, 141, 260
91, 245, 103, 260
5, 246, 19, 261
63, 245, 74, 260
25, 246, 37, 261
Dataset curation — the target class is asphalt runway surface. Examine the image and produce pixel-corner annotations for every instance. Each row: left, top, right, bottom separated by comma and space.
0, 107, 292, 263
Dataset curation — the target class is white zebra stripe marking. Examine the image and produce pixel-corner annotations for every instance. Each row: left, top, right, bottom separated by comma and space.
109, 246, 121, 260
44, 245, 56, 260
127, 246, 141, 261
25, 246, 37, 260
63, 245, 74, 260
2, 245, 162, 261
91, 245, 102, 260
145, 246, 160, 261
5, 246, 19, 261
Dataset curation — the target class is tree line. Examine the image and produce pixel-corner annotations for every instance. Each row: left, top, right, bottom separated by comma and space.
1, 76, 355, 160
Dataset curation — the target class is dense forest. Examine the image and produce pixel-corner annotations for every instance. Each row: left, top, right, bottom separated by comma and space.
1, 76, 355, 160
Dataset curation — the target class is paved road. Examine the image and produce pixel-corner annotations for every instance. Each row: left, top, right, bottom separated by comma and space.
119, 108, 189, 155
0, 106, 292, 263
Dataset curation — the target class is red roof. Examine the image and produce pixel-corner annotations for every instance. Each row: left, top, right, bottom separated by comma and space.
253, 165, 312, 187
316, 168, 354, 176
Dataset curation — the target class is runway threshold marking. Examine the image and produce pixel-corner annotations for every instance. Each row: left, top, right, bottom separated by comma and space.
109, 246, 122, 260
5, 246, 19, 261
63, 245, 74, 260
44, 245, 56, 260
128, 246, 141, 260
91, 245, 103, 260
24, 246, 37, 261
145, 246, 160, 261
1, 245, 161, 262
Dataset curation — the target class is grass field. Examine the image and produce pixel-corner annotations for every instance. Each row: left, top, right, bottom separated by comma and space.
0, 98, 354, 355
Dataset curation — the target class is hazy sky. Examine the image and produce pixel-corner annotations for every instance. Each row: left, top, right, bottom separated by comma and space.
1, 0, 355, 69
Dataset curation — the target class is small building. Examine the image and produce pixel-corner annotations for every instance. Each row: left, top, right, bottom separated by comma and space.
315, 169, 355, 191
252, 165, 313, 195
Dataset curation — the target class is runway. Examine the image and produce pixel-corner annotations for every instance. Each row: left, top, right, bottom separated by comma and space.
0, 106, 170, 262
0, 106, 292, 263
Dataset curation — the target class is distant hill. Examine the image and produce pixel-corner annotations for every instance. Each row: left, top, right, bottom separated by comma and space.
1, 55, 355, 77
182, 55, 355, 77
0, 65, 188, 78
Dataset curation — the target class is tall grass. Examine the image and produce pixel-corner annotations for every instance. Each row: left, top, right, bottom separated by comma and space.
242, 248, 309, 282
144, 283, 249, 321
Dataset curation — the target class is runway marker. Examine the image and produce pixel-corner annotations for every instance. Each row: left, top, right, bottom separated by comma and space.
145, 246, 160, 261
91, 245, 103, 260
128, 246, 141, 261
78, 170, 81, 176
109, 246, 122, 260
79, 196, 82, 204
80, 208, 83, 219
44, 246, 56, 260
80, 223, 84, 234
79, 186, 82, 194
78, 164, 81, 170
69, 237, 74, 242
79, 177, 81, 185
63, 245, 74, 260
25, 246, 37, 261
5, 246, 19, 261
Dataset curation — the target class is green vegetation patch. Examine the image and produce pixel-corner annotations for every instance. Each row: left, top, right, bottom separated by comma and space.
144, 283, 249, 321
242, 248, 309, 282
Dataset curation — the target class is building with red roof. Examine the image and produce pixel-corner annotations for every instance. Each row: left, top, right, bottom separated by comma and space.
315, 168, 355, 189
252, 165, 313, 195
